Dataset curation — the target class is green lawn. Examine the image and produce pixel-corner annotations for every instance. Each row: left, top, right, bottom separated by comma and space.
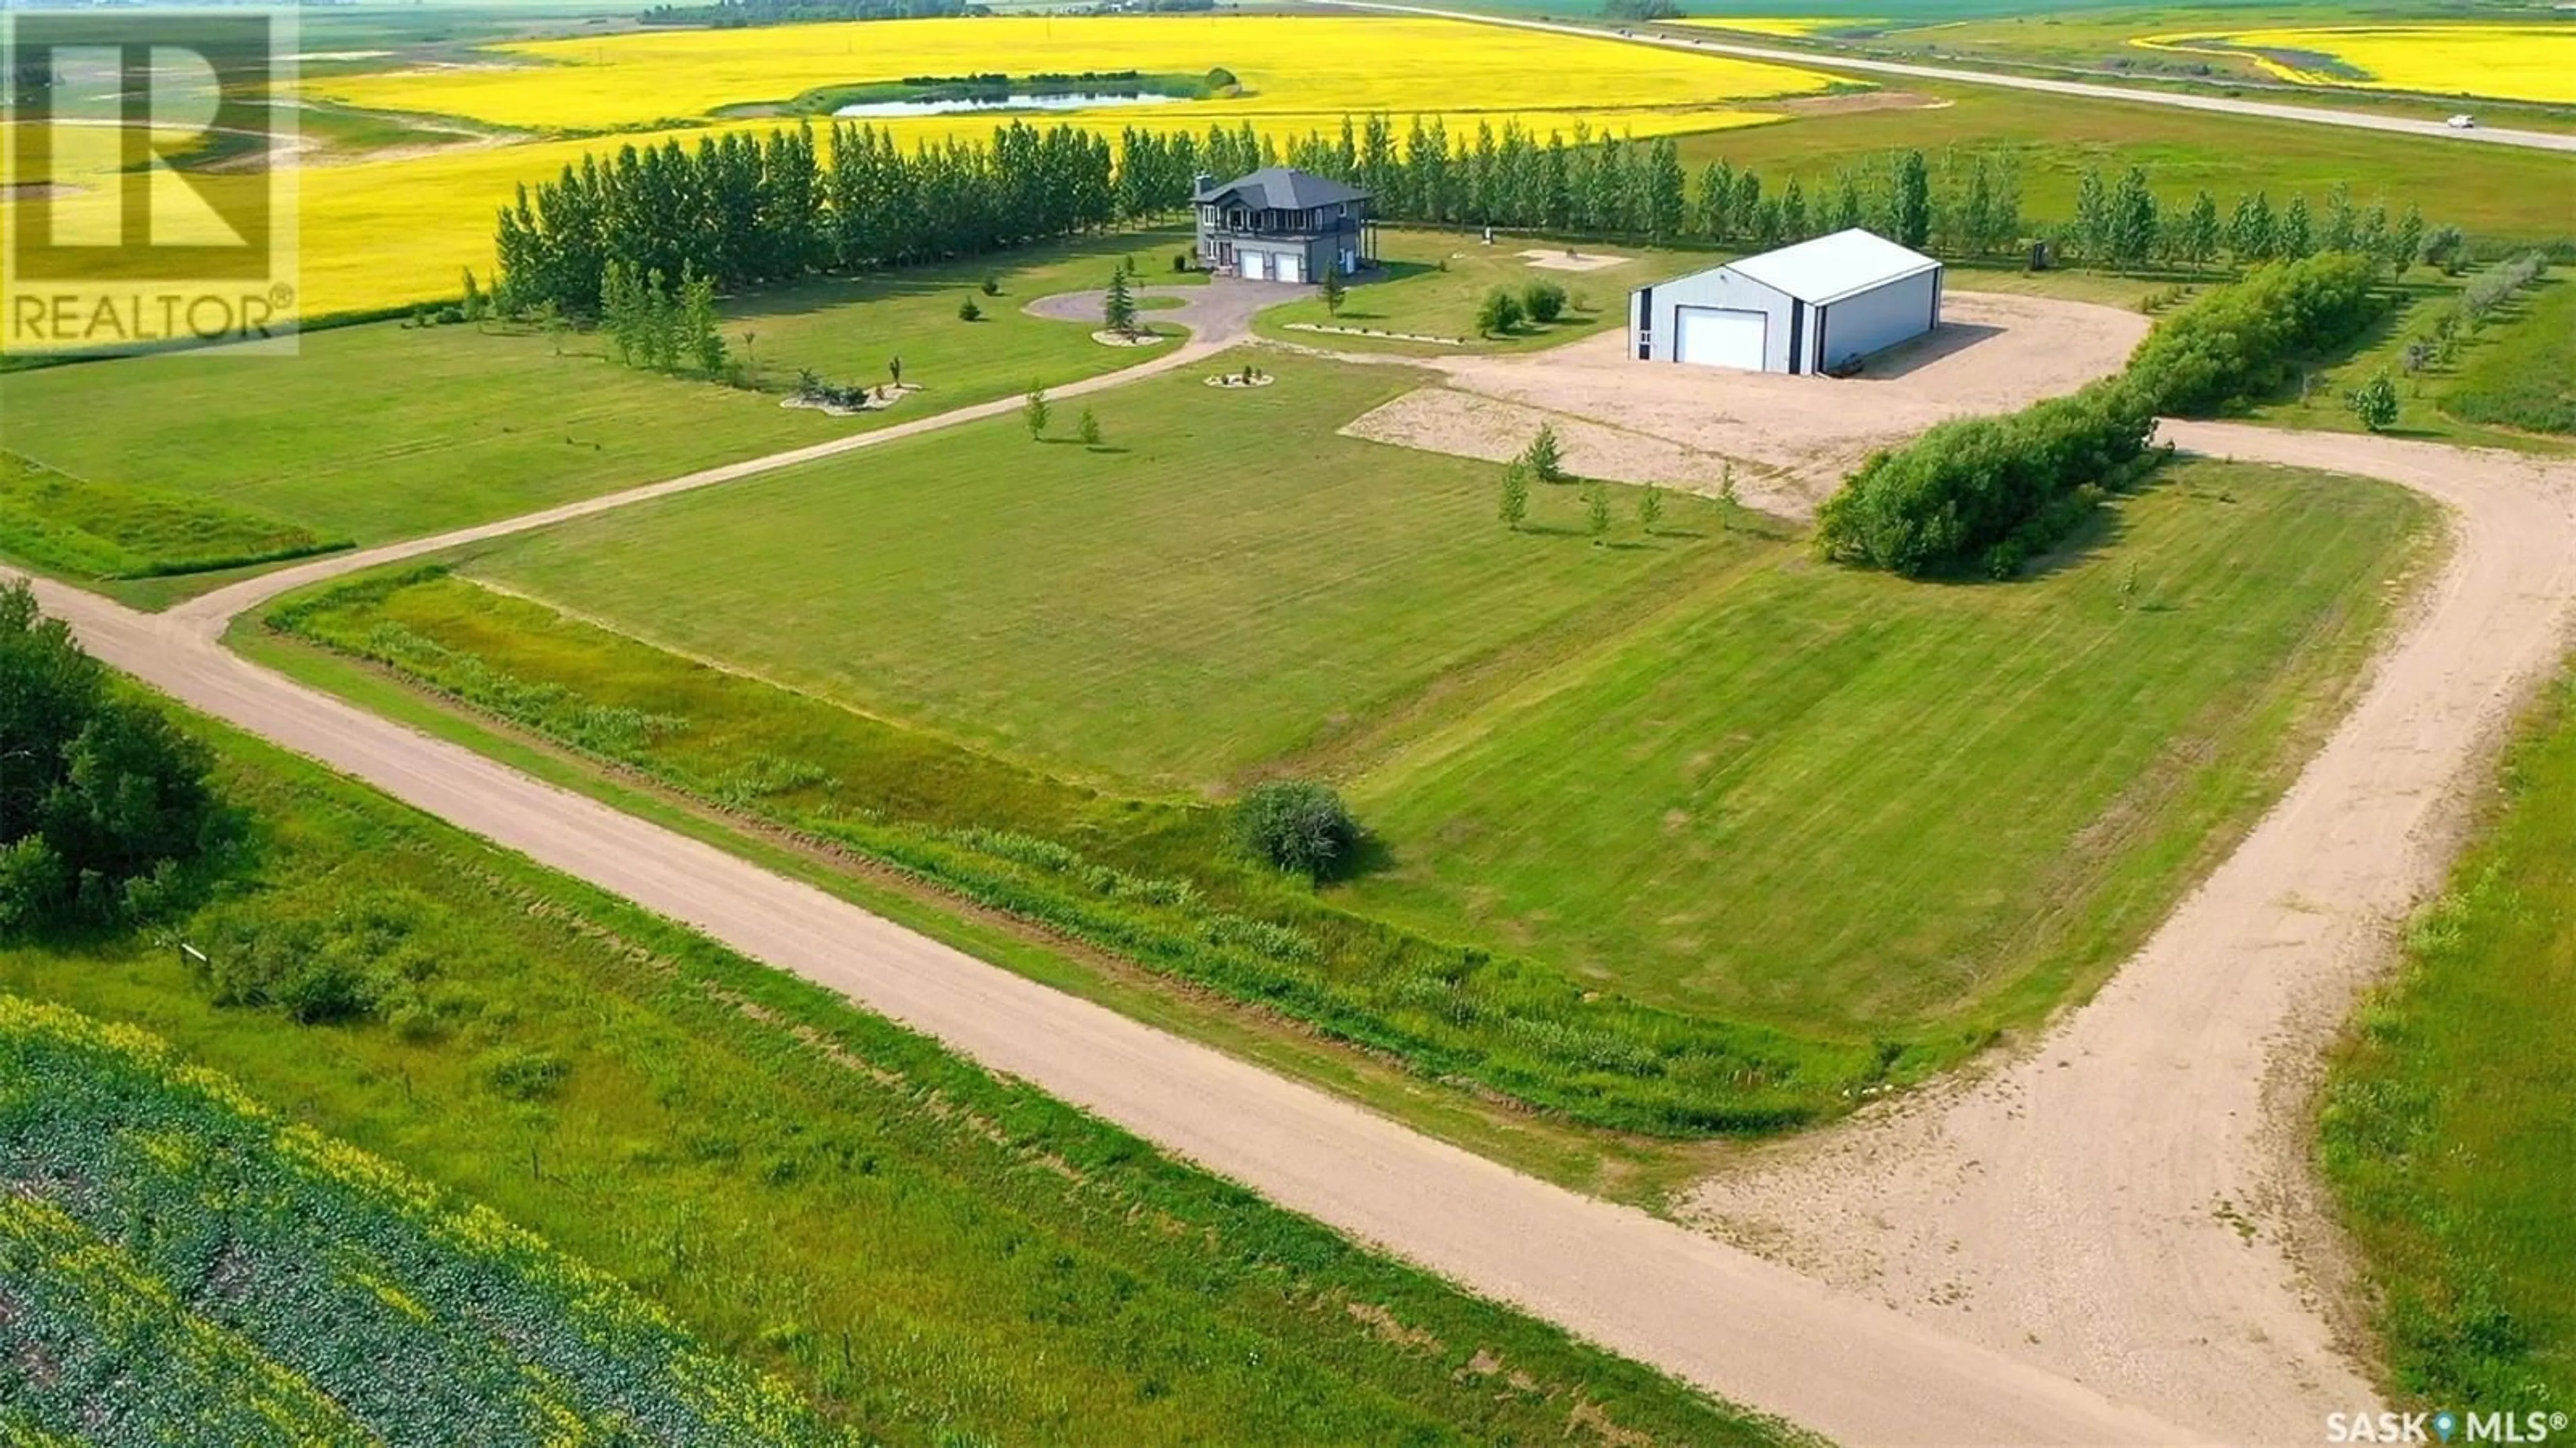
1255, 228, 1707, 354
271, 350, 2430, 1128
2320, 669, 2576, 1410
0, 227, 1195, 586
0, 708, 1794, 1447
1341, 462, 2428, 1035
465, 350, 1748, 794
1675, 81, 2576, 246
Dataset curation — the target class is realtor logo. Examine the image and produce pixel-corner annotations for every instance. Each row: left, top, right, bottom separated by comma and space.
3, 9, 301, 354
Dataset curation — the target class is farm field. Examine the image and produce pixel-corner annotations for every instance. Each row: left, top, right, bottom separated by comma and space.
2135, 24, 2576, 106
0, 227, 1191, 592
0, 996, 826, 1446
311, 15, 1839, 135
2320, 667, 2576, 1410
1670, 82, 2576, 245
268, 349, 2429, 1128
0, 705, 1790, 1447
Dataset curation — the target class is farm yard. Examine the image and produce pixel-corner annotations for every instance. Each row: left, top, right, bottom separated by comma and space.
257, 344, 2432, 1131
6, 0, 2576, 1440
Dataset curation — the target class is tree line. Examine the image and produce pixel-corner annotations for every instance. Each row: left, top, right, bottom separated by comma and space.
494, 110, 2455, 321
1816, 251, 2390, 578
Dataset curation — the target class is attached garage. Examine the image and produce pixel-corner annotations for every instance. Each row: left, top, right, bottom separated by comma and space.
1629, 228, 1942, 375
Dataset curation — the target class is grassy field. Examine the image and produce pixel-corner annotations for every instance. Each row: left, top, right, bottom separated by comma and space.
0, 229, 1193, 585
0, 996, 826, 1446
2244, 268, 2576, 450
1672, 81, 2576, 246
0, 709, 1795, 1446
2444, 276, 2576, 437
1257, 229, 1704, 353
266, 348, 2430, 1130
460, 352, 1743, 793
2320, 669, 2576, 1411
1339, 461, 2427, 1033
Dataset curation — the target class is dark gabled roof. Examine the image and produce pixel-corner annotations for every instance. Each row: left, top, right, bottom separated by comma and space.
1196, 166, 1371, 210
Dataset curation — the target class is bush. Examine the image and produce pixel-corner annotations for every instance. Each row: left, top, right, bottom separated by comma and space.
957, 296, 982, 322
1815, 378, 2158, 577
1474, 287, 1524, 338
979, 273, 1000, 296
480, 1045, 570, 1102
1234, 781, 1359, 879
2125, 251, 2387, 416
1519, 278, 1568, 324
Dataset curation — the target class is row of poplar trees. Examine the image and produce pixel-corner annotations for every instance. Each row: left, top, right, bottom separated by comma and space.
493, 111, 2439, 320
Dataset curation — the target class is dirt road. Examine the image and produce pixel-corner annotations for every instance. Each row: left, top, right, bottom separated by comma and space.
1686, 423, 2576, 1443
1319, 1, 2576, 154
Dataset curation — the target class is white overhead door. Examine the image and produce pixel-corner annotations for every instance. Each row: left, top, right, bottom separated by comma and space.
1672, 306, 1767, 370
1279, 251, 1305, 284
1242, 250, 1270, 281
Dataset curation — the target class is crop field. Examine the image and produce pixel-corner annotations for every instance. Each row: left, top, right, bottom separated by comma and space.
0, 995, 825, 1446
2136, 24, 2576, 106
0, 713, 1790, 1445
267, 350, 2428, 1127
313, 15, 1838, 135
2320, 669, 2576, 1408
0, 228, 1190, 580
1670, 83, 2576, 244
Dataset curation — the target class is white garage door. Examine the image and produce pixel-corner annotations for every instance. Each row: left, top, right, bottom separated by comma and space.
1279, 251, 1305, 285
1673, 306, 1767, 370
1242, 250, 1270, 281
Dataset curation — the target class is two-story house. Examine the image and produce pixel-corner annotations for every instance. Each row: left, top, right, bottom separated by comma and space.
1192, 166, 1377, 283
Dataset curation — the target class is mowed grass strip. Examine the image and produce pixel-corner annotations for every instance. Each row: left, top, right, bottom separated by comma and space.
2321, 670, 2576, 1410
0, 717, 1799, 1446
1340, 460, 2430, 1035
1256, 229, 1697, 353
0, 451, 345, 582
469, 351, 1751, 793
0, 229, 1194, 561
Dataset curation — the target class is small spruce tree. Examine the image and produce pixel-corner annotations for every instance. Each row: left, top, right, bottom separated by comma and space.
1023, 384, 1051, 441
1078, 407, 1102, 446
1637, 482, 1664, 534
1104, 269, 1138, 336
1585, 484, 1611, 544
1320, 265, 1346, 318
958, 295, 983, 322
1523, 423, 1566, 484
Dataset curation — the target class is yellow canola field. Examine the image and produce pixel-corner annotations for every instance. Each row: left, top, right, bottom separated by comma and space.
316, 14, 1838, 132
2135, 24, 2576, 106
5, 15, 1840, 326
1676, 17, 1880, 38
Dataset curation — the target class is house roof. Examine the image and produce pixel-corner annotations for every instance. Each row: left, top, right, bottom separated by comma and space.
1718, 228, 1941, 306
1197, 166, 1372, 211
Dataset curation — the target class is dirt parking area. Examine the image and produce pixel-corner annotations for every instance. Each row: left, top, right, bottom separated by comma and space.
1341, 291, 2149, 517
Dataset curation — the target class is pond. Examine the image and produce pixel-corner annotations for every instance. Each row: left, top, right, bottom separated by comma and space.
833, 91, 1185, 119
